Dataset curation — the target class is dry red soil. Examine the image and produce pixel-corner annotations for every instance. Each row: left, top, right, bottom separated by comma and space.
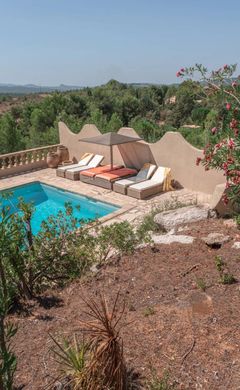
11, 218, 240, 390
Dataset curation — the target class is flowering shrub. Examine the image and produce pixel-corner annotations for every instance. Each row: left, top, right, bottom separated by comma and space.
177, 63, 240, 205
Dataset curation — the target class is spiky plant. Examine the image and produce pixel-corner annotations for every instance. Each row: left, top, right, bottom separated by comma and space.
50, 334, 89, 389
80, 291, 127, 390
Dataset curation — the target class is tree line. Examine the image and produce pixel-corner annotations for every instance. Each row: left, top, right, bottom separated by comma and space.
0, 78, 223, 154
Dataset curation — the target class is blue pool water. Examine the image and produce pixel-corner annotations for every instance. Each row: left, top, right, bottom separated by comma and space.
1, 182, 119, 235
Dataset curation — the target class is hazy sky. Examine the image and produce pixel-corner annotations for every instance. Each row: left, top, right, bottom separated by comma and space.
1, 0, 240, 86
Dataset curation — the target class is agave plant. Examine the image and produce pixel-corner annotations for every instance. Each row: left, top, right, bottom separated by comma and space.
50, 334, 89, 389
80, 291, 127, 390
51, 292, 128, 390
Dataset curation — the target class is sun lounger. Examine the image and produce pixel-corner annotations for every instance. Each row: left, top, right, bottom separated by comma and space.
80, 164, 123, 185
65, 155, 104, 180
113, 163, 157, 195
56, 153, 94, 178
127, 166, 173, 199
92, 167, 138, 190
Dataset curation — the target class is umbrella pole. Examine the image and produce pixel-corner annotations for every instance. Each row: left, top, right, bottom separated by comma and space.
110, 145, 113, 170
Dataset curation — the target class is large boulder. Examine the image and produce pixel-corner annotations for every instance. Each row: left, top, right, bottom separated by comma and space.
152, 234, 194, 245
211, 184, 233, 216
154, 205, 215, 232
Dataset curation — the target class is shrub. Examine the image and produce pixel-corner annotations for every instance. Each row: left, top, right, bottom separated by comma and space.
234, 213, 240, 229
51, 335, 89, 388
215, 255, 237, 285
191, 106, 210, 126
196, 278, 207, 291
178, 63, 240, 206
1, 194, 148, 304
148, 371, 176, 390
0, 204, 18, 389
143, 306, 156, 317
96, 221, 138, 262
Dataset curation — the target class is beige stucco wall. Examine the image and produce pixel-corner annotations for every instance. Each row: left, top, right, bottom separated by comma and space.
59, 121, 225, 195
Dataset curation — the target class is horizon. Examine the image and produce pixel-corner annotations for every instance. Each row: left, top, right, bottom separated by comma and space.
0, 79, 180, 88
1, 0, 240, 86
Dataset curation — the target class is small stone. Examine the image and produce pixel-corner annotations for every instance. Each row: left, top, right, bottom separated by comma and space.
90, 264, 101, 274
136, 242, 149, 250
202, 233, 231, 248
224, 219, 237, 228
232, 241, 240, 249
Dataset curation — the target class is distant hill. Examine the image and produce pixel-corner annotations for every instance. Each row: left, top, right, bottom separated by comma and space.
0, 83, 83, 94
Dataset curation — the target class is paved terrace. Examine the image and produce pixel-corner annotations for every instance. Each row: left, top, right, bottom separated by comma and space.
0, 168, 212, 226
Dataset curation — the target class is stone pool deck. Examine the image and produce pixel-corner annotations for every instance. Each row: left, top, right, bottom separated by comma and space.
0, 168, 212, 226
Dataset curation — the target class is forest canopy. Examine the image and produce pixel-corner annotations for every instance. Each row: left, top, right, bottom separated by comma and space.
0, 79, 219, 154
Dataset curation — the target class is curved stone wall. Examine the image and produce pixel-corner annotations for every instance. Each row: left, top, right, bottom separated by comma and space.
59, 121, 225, 195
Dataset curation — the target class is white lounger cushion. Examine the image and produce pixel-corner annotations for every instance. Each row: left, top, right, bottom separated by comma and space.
57, 153, 93, 171
136, 163, 156, 180
65, 154, 104, 173
115, 163, 156, 187
129, 179, 162, 191
129, 167, 166, 190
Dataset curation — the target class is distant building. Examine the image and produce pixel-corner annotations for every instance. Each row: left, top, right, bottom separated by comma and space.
166, 95, 176, 104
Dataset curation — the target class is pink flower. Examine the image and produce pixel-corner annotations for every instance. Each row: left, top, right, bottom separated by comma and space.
230, 119, 238, 129
196, 157, 202, 166
228, 138, 235, 149
222, 162, 228, 171
176, 71, 181, 77
211, 127, 217, 134
232, 81, 237, 87
226, 103, 231, 110
222, 194, 229, 205
223, 64, 228, 70
180, 68, 185, 72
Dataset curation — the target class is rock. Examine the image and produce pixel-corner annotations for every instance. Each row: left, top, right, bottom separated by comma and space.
177, 225, 190, 233
154, 205, 215, 232
90, 263, 101, 274
178, 291, 213, 317
152, 234, 194, 245
202, 233, 231, 248
224, 219, 237, 228
232, 241, 240, 249
211, 183, 234, 216
136, 242, 149, 249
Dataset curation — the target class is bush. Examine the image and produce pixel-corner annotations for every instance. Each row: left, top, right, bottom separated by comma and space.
1, 195, 148, 304
96, 221, 138, 262
178, 127, 206, 148
179, 63, 240, 205
148, 371, 176, 390
191, 107, 210, 126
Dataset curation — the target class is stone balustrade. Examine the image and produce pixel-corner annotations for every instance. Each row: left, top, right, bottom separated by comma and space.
0, 144, 61, 178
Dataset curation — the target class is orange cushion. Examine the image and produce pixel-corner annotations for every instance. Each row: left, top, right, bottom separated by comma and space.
81, 164, 122, 177
96, 168, 137, 181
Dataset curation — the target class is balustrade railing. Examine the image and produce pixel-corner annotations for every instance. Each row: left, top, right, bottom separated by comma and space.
0, 144, 60, 177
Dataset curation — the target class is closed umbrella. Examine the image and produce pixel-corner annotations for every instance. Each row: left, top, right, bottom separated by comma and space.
79, 132, 142, 169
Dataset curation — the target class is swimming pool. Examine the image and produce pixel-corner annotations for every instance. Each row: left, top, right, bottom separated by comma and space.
1, 181, 119, 235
